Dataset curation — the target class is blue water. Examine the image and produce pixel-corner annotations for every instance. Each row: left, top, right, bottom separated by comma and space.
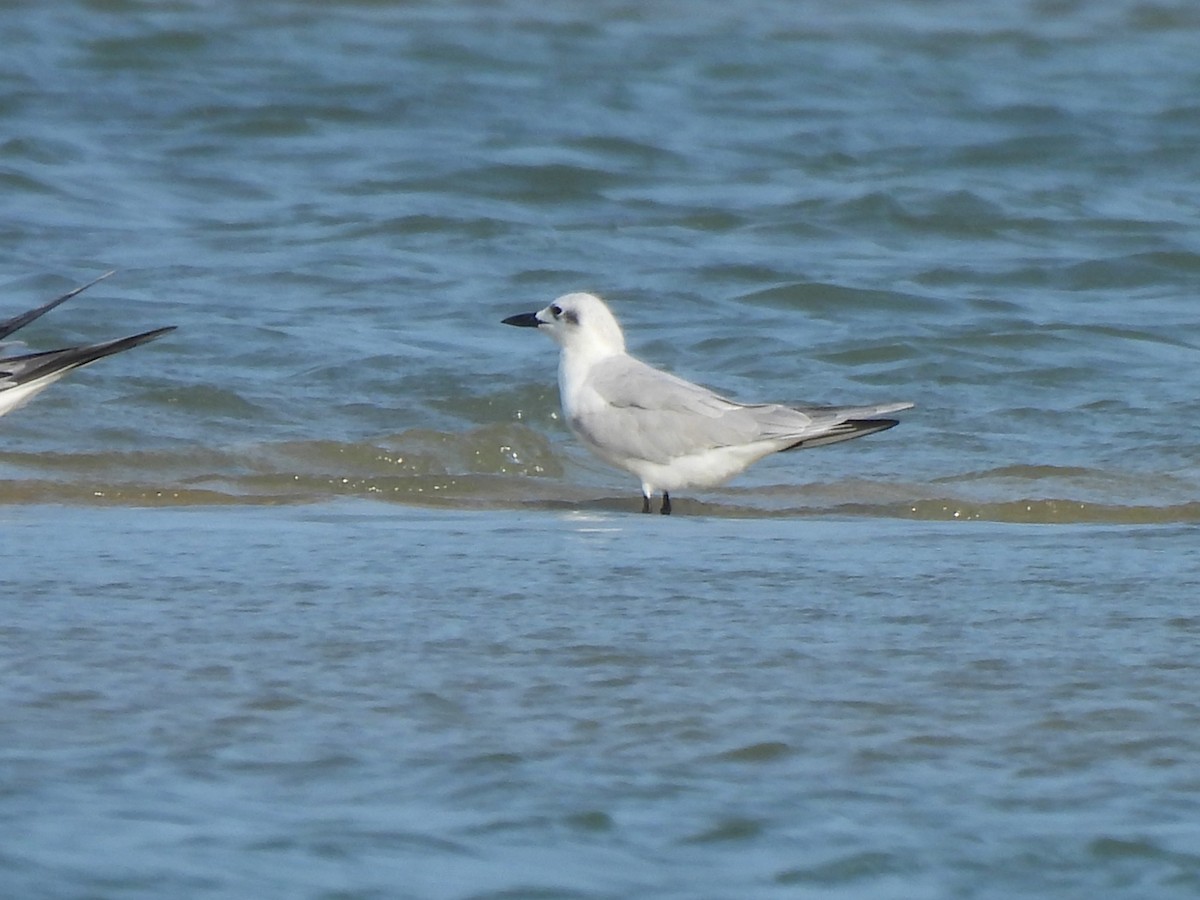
2, 1, 1200, 897
5, 505, 1200, 899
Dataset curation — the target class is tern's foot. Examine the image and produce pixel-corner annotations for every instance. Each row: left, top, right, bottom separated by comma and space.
641, 494, 651, 514
660, 492, 671, 515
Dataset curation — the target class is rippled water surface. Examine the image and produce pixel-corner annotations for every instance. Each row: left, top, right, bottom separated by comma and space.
3, 0, 1200, 897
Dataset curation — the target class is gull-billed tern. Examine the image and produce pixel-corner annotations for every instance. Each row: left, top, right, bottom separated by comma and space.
0, 272, 175, 419
503, 292, 912, 514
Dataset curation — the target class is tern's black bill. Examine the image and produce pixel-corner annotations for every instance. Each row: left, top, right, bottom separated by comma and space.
501, 312, 541, 328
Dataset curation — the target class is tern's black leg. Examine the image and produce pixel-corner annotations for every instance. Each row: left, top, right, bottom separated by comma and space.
642, 494, 651, 514
660, 492, 672, 515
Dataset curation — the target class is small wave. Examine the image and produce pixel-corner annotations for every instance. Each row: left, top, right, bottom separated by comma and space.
1, 434, 1196, 524
4, 480, 1197, 523
735, 281, 945, 316
413, 162, 620, 204
0, 425, 564, 508
891, 498, 1200, 525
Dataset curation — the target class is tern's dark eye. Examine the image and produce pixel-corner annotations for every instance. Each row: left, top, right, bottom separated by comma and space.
549, 304, 563, 318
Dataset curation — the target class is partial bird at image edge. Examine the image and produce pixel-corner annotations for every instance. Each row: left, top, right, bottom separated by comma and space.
0, 272, 176, 419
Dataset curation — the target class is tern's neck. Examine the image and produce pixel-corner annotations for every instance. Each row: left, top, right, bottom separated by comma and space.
557, 341, 622, 397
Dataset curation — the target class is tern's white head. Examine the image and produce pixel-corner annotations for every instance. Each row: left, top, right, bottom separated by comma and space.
502, 292, 626, 358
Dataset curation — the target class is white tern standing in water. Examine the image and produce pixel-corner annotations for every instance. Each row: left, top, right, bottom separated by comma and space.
503, 292, 913, 515
0, 272, 175, 419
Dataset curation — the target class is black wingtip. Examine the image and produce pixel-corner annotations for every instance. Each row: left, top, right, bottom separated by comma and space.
0, 270, 119, 342
90, 325, 177, 358
5, 325, 177, 384
784, 418, 901, 451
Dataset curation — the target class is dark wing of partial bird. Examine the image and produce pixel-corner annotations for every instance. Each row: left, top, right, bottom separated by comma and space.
0, 271, 116, 342
0, 326, 177, 385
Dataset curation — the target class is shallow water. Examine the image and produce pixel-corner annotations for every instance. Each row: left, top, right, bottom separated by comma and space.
4, 505, 1200, 899
2, 0, 1200, 896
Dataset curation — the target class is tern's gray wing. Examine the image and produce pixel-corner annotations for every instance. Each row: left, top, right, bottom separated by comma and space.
577, 356, 914, 464
0, 271, 115, 342
576, 356, 805, 463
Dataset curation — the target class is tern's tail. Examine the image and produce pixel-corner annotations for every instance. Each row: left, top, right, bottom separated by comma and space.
783, 417, 901, 451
